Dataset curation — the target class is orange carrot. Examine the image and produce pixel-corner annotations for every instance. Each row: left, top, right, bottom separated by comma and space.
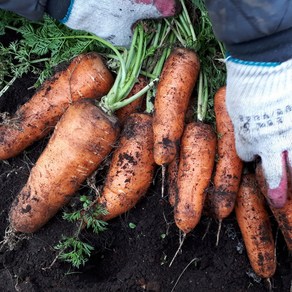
174, 122, 217, 234
0, 52, 114, 160
167, 94, 196, 207
153, 48, 200, 166
115, 76, 147, 125
97, 113, 155, 221
9, 100, 120, 233
208, 86, 243, 220
256, 163, 292, 251
235, 173, 276, 279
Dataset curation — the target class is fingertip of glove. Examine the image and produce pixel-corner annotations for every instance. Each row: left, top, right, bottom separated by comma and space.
267, 184, 287, 208
154, 0, 181, 17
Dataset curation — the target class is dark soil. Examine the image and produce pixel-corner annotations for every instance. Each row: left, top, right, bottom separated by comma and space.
0, 70, 291, 292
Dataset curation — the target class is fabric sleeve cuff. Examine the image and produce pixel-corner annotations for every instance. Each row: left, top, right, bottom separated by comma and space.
45, 0, 71, 20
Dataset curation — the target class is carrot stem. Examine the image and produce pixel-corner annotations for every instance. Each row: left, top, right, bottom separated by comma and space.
197, 71, 209, 122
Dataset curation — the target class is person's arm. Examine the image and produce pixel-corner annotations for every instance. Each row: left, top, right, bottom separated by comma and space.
0, 0, 179, 47
0, 0, 47, 20
205, 0, 292, 208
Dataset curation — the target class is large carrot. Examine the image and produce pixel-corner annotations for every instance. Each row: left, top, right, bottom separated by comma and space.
97, 113, 155, 221
153, 47, 200, 166
208, 86, 243, 220
9, 100, 120, 233
235, 174, 276, 279
174, 122, 217, 234
256, 163, 292, 251
0, 52, 114, 160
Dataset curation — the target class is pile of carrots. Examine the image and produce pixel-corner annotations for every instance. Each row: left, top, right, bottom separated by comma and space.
0, 0, 291, 283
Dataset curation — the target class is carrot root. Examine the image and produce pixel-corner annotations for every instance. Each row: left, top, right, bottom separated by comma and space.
98, 113, 155, 221
235, 174, 276, 279
153, 48, 200, 166
174, 122, 216, 234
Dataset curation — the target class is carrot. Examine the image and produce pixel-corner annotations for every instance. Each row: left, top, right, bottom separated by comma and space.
9, 100, 120, 233
208, 86, 243, 220
174, 122, 217, 234
235, 173, 276, 279
115, 76, 147, 125
153, 47, 200, 166
0, 52, 114, 160
256, 163, 292, 251
97, 113, 155, 221
167, 91, 197, 207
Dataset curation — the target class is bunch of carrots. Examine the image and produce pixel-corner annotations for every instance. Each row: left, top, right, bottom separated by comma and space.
0, 0, 290, 282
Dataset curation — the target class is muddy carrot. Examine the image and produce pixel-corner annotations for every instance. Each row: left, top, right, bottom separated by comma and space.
208, 86, 243, 220
174, 122, 217, 233
153, 47, 200, 166
9, 100, 120, 233
235, 173, 276, 279
97, 113, 155, 221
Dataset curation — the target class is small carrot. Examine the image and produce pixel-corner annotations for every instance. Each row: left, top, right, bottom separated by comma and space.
9, 100, 120, 233
153, 47, 200, 166
174, 122, 217, 234
256, 163, 292, 251
235, 173, 276, 279
0, 52, 114, 160
208, 86, 243, 220
97, 113, 155, 221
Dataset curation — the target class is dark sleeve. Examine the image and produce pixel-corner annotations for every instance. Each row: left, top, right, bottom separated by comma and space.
205, 0, 292, 62
0, 0, 70, 21
0, 0, 48, 20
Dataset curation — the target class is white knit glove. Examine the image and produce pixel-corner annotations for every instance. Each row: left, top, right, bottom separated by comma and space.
226, 57, 292, 208
61, 0, 178, 47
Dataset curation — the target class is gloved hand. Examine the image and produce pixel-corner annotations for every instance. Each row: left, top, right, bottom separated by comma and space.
60, 0, 178, 47
225, 56, 292, 208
